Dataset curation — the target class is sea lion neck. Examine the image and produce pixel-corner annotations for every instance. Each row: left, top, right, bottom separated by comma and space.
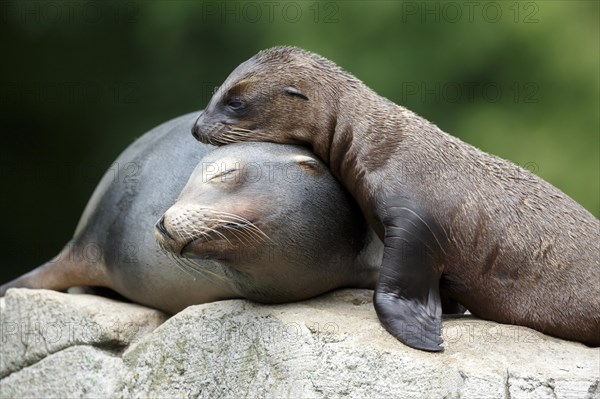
324, 85, 400, 187
306, 80, 371, 163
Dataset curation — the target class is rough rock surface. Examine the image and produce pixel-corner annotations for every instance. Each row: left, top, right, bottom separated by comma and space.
0, 288, 598, 398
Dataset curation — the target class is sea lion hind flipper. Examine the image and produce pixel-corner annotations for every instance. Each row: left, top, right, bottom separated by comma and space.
0, 244, 108, 296
373, 204, 445, 352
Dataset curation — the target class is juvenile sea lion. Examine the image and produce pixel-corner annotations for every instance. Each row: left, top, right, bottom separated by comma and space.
0, 112, 381, 313
192, 46, 600, 350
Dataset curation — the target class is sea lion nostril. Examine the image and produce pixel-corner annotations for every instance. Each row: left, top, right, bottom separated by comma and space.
191, 124, 201, 140
156, 216, 172, 239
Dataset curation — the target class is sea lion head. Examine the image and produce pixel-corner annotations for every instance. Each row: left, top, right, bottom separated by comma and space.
192, 47, 356, 152
154, 142, 370, 302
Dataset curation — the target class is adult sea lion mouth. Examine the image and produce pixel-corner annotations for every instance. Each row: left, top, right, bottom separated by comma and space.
181, 241, 229, 259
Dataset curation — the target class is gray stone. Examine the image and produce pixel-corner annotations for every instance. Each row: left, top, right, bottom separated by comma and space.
0, 288, 167, 379
1, 288, 598, 398
0, 346, 124, 399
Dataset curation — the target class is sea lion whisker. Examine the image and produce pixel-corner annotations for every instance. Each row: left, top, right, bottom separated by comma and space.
170, 251, 211, 277
212, 220, 252, 242
175, 228, 188, 240
218, 222, 263, 245
188, 226, 218, 244
201, 226, 234, 246
181, 261, 225, 285
217, 135, 237, 144
217, 219, 269, 244
209, 216, 265, 243
230, 127, 253, 133
220, 225, 253, 245
227, 127, 251, 133
207, 211, 252, 224
166, 252, 198, 281
225, 132, 252, 140
227, 130, 250, 138
210, 211, 271, 241
195, 209, 267, 243
244, 224, 270, 243
179, 257, 230, 285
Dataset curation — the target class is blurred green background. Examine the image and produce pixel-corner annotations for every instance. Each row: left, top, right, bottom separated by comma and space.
0, 1, 598, 282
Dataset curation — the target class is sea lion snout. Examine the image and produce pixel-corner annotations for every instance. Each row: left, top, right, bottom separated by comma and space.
155, 203, 266, 260
191, 115, 226, 145
154, 206, 199, 255
154, 209, 183, 255
192, 110, 230, 144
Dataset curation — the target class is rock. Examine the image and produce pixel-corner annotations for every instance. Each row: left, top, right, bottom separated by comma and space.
0, 288, 167, 380
0, 288, 598, 398
1, 346, 123, 398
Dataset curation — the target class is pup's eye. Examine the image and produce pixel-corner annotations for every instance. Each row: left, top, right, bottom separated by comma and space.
227, 99, 244, 110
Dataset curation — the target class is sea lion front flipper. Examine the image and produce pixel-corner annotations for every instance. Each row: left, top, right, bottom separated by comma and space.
373, 204, 445, 352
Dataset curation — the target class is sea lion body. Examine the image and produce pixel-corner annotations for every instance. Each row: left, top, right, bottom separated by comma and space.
0, 112, 382, 313
192, 47, 600, 350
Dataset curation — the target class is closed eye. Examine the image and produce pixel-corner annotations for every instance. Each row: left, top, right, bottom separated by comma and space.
209, 169, 237, 181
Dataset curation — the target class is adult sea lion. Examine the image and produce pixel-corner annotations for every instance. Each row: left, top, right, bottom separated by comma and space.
191, 46, 600, 351
155, 142, 381, 304
0, 112, 382, 313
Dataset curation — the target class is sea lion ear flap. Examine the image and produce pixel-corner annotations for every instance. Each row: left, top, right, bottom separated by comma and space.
284, 86, 309, 101
292, 155, 322, 176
